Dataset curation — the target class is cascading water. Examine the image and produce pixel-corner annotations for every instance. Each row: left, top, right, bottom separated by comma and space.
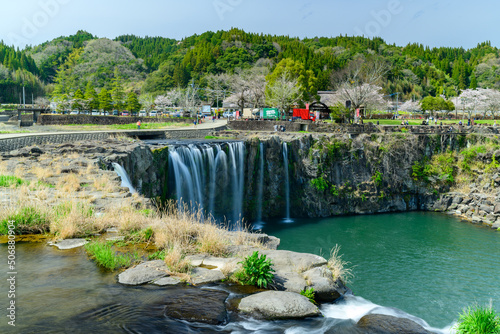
282, 142, 292, 223
168, 142, 245, 225
254, 142, 265, 228
112, 162, 136, 194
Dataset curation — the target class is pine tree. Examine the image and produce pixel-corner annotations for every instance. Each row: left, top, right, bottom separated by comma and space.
469, 73, 478, 89
84, 82, 99, 110
111, 68, 125, 110
126, 92, 141, 112
98, 88, 112, 111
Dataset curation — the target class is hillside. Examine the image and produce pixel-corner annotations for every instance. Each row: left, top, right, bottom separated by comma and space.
1, 28, 500, 104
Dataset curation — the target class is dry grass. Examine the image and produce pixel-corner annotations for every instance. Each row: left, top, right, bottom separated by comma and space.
32, 166, 54, 181
49, 200, 96, 239
92, 173, 116, 193
163, 243, 192, 273
58, 173, 81, 192
327, 244, 354, 284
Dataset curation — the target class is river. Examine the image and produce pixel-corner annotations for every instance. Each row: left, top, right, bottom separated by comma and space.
1, 212, 498, 332
260, 212, 500, 329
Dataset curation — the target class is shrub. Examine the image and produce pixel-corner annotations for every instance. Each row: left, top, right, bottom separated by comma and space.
327, 245, 353, 283
239, 251, 275, 288
300, 288, 316, 304
310, 177, 329, 192
0, 206, 50, 235
455, 304, 500, 334
372, 171, 383, 187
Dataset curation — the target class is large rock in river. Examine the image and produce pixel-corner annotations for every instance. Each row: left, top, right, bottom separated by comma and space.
238, 291, 320, 319
357, 314, 434, 334
118, 260, 169, 285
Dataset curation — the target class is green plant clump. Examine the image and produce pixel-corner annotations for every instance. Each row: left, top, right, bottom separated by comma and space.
372, 171, 383, 187
0, 175, 25, 188
84, 241, 135, 271
300, 288, 316, 304
0, 207, 50, 235
310, 177, 329, 192
239, 251, 275, 288
455, 304, 500, 334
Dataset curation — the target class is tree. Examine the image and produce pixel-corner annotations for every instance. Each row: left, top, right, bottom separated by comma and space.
126, 92, 141, 112
265, 71, 301, 118
205, 73, 230, 109
400, 100, 420, 113
98, 88, 113, 111
458, 88, 487, 120
111, 68, 126, 111
266, 58, 316, 101
330, 56, 388, 122
154, 95, 172, 112
324, 84, 386, 121
84, 82, 99, 110
34, 97, 49, 108
482, 89, 500, 119
420, 96, 453, 117
139, 93, 155, 112
71, 89, 84, 110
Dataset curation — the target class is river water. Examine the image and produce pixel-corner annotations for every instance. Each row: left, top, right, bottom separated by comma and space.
260, 212, 500, 329
1, 212, 497, 333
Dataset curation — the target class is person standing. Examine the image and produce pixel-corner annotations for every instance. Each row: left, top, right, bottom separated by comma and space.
137, 120, 141, 130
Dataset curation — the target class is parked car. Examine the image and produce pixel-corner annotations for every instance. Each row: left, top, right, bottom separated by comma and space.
112, 110, 119, 116
173, 112, 181, 117
138, 110, 147, 117
223, 111, 234, 118
102, 111, 109, 116
91, 110, 100, 115
70, 110, 79, 115
121, 111, 129, 116
149, 110, 158, 117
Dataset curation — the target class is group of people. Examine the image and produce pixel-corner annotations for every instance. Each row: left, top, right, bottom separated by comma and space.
274, 124, 286, 132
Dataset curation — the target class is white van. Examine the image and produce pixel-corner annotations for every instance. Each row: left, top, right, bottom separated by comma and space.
138, 110, 147, 117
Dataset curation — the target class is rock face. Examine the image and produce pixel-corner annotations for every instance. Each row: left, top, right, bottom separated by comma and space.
190, 267, 225, 285
118, 260, 169, 285
238, 291, 320, 319
357, 314, 434, 334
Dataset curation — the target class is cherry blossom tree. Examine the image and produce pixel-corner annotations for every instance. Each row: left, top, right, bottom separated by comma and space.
400, 100, 420, 113
458, 88, 488, 120
154, 95, 172, 113
323, 84, 386, 120
482, 89, 500, 119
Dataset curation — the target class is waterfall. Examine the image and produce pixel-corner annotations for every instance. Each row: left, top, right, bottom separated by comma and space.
282, 142, 292, 223
168, 142, 245, 224
255, 142, 265, 224
111, 162, 136, 194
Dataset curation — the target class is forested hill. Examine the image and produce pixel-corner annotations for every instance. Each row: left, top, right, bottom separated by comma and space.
1, 28, 500, 103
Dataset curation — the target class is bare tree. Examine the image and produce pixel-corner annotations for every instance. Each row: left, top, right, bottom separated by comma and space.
139, 93, 155, 112
34, 97, 50, 108
331, 57, 388, 122
324, 84, 386, 120
206, 73, 230, 109
265, 71, 301, 118
228, 68, 252, 115
247, 66, 268, 109
482, 89, 500, 119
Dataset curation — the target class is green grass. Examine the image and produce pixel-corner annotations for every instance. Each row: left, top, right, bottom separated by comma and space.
84, 241, 136, 271
300, 288, 316, 304
455, 304, 500, 334
0, 175, 25, 187
0, 206, 50, 235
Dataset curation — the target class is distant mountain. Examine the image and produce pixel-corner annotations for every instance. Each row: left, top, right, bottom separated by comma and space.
1, 28, 500, 103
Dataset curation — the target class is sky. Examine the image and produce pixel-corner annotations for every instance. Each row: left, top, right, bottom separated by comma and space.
1, 0, 499, 49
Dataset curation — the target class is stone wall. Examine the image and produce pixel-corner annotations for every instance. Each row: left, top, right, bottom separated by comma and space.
0, 126, 227, 152
38, 114, 194, 125
229, 120, 500, 135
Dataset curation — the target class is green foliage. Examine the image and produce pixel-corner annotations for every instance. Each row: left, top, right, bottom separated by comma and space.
0, 207, 50, 235
125, 227, 155, 244
84, 241, 135, 271
300, 288, 316, 304
239, 251, 275, 288
455, 304, 500, 334
460, 145, 486, 173
148, 249, 166, 261
372, 171, 383, 187
412, 152, 456, 185
485, 154, 500, 174
0, 175, 25, 187
330, 185, 339, 197
310, 177, 329, 192
126, 92, 141, 112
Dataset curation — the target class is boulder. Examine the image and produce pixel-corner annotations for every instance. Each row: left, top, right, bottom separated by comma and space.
273, 271, 308, 293
152, 276, 182, 286
190, 267, 225, 285
118, 260, 169, 285
357, 314, 434, 334
260, 250, 327, 272
49, 239, 88, 250
238, 291, 320, 319
303, 266, 350, 302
